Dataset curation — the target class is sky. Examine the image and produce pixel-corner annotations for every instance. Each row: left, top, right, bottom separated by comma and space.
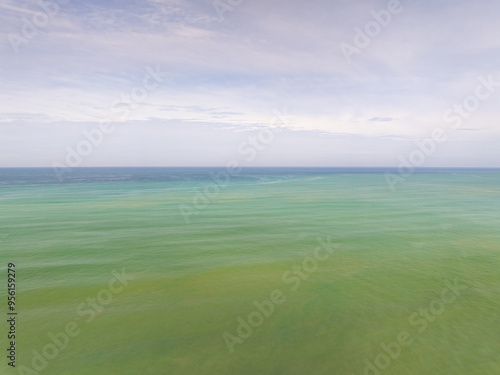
1, 0, 500, 167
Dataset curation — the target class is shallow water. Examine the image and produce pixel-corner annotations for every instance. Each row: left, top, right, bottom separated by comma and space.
1, 168, 499, 374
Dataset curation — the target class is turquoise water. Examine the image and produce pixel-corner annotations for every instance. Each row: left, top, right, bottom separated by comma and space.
0, 168, 499, 374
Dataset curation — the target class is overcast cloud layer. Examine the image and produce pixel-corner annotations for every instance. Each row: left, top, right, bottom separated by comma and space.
1, 0, 500, 167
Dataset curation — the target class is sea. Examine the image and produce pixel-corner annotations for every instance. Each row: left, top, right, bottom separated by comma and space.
0, 167, 499, 374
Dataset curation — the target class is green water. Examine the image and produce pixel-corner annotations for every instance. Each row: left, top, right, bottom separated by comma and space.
0, 168, 499, 374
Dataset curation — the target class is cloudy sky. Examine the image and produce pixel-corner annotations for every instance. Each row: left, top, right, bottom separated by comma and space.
1, 0, 500, 167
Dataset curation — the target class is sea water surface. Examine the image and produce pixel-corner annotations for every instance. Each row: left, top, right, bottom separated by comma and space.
0, 167, 499, 374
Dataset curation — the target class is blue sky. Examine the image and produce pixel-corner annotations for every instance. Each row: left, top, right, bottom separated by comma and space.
1, 0, 500, 167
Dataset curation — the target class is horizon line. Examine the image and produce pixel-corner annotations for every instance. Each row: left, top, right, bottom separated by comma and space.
1, 166, 500, 170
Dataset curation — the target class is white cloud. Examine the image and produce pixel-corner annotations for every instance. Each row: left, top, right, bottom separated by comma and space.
1, 0, 500, 166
